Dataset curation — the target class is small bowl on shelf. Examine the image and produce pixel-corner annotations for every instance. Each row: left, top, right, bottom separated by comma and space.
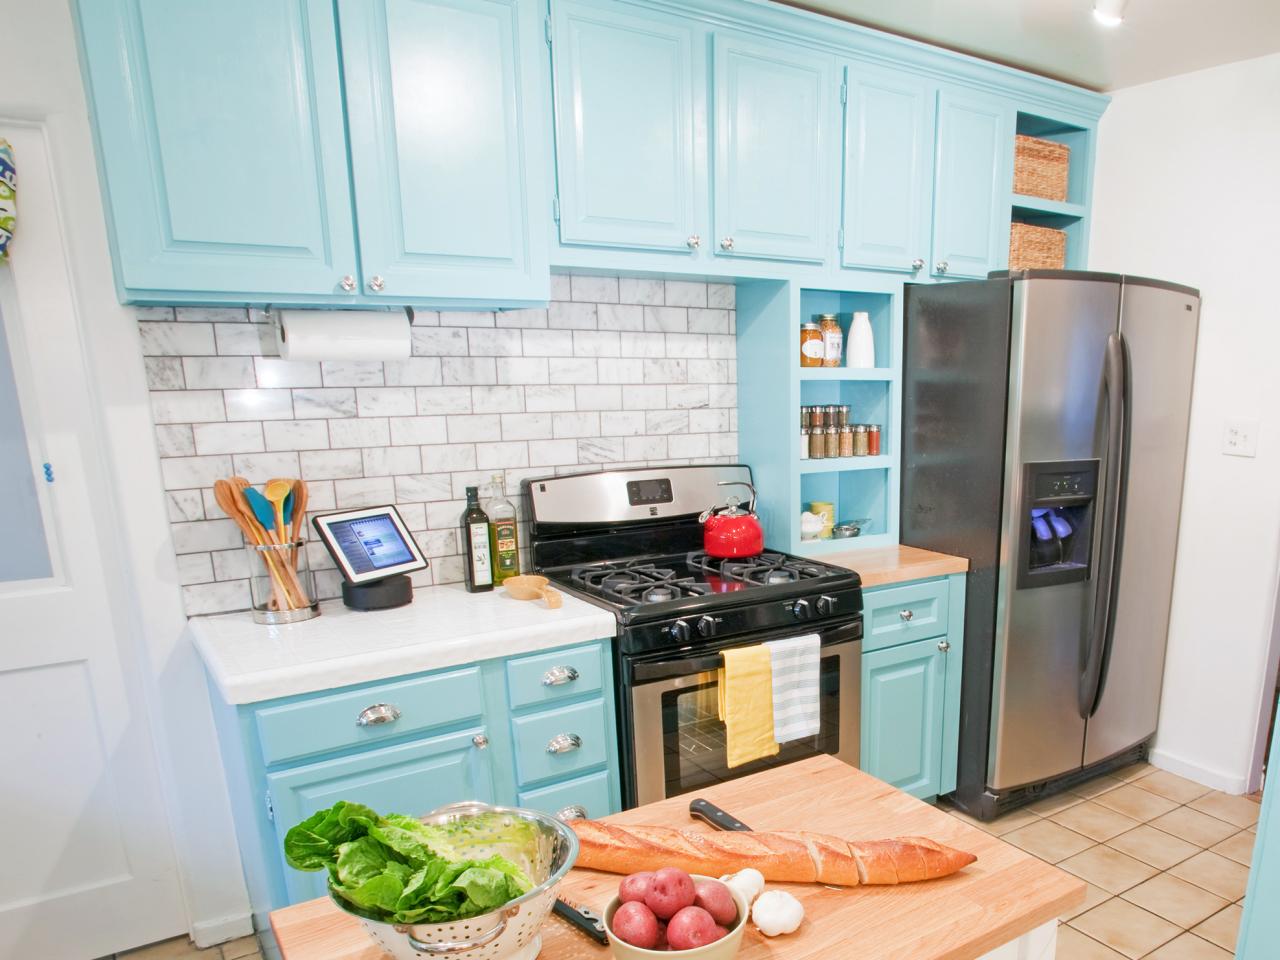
832, 518, 872, 539
602, 875, 749, 960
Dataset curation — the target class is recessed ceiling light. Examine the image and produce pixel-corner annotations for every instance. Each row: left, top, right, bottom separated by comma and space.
1093, 0, 1126, 26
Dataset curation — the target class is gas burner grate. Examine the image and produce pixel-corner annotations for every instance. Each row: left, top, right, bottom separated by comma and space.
571, 560, 712, 605
687, 550, 832, 586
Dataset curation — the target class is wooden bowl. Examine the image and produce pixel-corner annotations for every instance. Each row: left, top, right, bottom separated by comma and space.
503, 574, 562, 609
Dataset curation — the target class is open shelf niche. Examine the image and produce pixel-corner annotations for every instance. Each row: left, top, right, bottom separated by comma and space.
736, 278, 901, 557
1010, 112, 1096, 270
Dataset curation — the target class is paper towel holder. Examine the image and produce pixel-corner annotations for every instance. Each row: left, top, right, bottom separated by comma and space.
267, 306, 413, 361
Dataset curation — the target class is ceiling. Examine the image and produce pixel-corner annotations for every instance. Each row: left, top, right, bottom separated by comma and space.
777, 0, 1280, 90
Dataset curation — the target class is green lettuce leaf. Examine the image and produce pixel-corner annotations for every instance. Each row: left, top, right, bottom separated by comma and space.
284, 801, 377, 870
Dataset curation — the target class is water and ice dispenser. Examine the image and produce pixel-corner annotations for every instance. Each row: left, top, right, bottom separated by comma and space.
1017, 459, 1099, 589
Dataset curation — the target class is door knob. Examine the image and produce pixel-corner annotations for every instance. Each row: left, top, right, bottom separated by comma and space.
911, 258, 925, 271
935, 261, 949, 274
339, 275, 356, 292
356, 703, 401, 727
546, 733, 583, 755
899, 609, 914, 621
719, 237, 734, 251
687, 235, 701, 249
472, 733, 489, 749
937, 639, 951, 652
368, 275, 385, 292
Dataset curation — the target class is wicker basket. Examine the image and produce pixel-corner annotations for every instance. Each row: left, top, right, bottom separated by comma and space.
1010, 222, 1067, 270
1014, 135, 1070, 201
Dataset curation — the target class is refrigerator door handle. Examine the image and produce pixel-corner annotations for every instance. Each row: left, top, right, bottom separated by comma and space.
1080, 332, 1130, 718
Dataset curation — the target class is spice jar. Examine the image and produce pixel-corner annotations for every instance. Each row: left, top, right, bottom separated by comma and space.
837, 404, 850, 428
819, 315, 843, 368
800, 427, 810, 460
838, 425, 854, 458
800, 323, 824, 367
824, 426, 839, 459
809, 426, 826, 459
824, 404, 838, 429
853, 424, 869, 457
867, 424, 881, 456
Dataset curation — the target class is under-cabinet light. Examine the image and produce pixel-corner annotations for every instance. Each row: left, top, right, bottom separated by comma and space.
1093, 0, 1126, 26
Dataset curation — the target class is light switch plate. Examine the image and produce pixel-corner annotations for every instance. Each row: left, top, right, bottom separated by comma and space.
1223, 419, 1259, 457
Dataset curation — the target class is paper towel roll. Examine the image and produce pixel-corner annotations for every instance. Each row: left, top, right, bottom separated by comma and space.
274, 310, 411, 361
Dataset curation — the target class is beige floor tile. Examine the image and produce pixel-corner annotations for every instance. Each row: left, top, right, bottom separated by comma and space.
1121, 873, 1228, 928
120, 939, 206, 959
1055, 924, 1127, 959
1059, 844, 1159, 894
1026, 790, 1085, 816
221, 936, 261, 960
1092, 784, 1180, 822
1149, 807, 1239, 848
1209, 828, 1256, 867
1071, 775, 1125, 799
1188, 790, 1262, 828
1146, 932, 1232, 959
1060, 883, 1112, 921
984, 807, 1043, 836
1003, 820, 1095, 863
1106, 824, 1201, 870
1111, 761, 1156, 781
1051, 801, 1141, 842
1191, 903, 1243, 953
1168, 849, 1251, 901
1132, 770, 1213, 805
1069, 898, 1181, 959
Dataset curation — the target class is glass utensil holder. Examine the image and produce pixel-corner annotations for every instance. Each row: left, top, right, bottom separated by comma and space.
247, 539, 319, 624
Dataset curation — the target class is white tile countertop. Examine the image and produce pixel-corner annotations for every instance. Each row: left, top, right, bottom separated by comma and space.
189, 582, 617, 705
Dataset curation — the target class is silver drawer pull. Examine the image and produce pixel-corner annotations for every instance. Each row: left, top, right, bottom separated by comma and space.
556, 804, 588, 821
546, 733, 582, 755
356, 703, 401, 727
937, 639, 951, 653
899, 609, 914, 622
542, 665, 580, 687
472, 734, 489, 749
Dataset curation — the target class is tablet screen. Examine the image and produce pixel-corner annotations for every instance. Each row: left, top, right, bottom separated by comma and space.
312, 506, 427, 583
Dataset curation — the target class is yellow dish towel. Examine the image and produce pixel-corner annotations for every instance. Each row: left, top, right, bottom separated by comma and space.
718, 644, 780, 768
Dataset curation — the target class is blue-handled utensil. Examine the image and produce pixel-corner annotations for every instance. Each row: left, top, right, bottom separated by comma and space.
243, 486, 278, 538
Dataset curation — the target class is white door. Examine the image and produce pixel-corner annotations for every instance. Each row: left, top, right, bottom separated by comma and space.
0, 125, 185, 958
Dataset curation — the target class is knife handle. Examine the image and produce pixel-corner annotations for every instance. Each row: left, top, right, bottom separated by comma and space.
689, 798, 753, 832
553, 897, 608, 945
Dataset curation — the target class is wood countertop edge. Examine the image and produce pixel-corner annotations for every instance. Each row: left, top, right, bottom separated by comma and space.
819, 544, 969, 588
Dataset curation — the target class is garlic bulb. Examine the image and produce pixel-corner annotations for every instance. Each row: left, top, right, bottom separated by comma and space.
718, 868, 765, 906
751, 890, 804, 937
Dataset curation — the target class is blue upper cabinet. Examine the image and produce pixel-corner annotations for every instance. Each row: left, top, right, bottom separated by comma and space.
930, 86, 1015, 280
840, 63, 935, 275
337, 0, 549, 301
75, 0, 359, 299
550, 0, 702, 253
712, 34, 833, 263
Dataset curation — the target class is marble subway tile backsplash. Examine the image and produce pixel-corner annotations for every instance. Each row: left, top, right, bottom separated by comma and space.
141, 275, 739, 616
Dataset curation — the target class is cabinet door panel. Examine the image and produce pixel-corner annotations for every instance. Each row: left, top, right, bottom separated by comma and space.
930, 87, 1014, 279
338, 0, 548, 300
552, 0, 699, 251
76, 0, 358, 297
861, 640, 944, 799
841, 65, 934, 273
713, 34, 832, 262
267, 728, 494, 902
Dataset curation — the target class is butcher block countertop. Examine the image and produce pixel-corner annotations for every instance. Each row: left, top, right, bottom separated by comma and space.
824, 544, 969, 587
269, 756, 1083, 960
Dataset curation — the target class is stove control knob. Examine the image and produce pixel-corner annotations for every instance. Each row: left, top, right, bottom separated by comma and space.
669, 620, 692, 643
697, 615, 723, 638
817, 595, 838, 616
791, 598, 814, 621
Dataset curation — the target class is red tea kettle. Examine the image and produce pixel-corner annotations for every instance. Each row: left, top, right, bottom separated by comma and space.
699, 481, 765, 558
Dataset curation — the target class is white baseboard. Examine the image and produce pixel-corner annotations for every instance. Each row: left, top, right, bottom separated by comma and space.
190, 912, 255, 949
1149, 747, 1250, 794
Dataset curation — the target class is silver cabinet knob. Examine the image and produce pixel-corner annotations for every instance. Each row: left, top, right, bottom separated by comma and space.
938, 639, 951, 652
542, 665, 580, 687
472, 733, 489, 749
556, 804, 588, 821
911, 258, 925, 271
687, 235, 701, 249
546, 733, 583, 755
339, 275, 356, 292
356, 703, 401, 727
368, 275, 385, 292
899, 609, 914, 622
935, 261, 949, 274
719, 237, 734, 251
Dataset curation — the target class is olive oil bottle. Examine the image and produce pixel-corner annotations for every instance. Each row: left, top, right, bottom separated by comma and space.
484, 473, 520, 586
460, 486, 493, 592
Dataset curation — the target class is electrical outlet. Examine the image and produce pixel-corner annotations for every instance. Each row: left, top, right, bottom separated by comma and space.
1223, 419, 1259, 458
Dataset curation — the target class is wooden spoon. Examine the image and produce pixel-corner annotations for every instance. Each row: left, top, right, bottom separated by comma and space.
289, 479, 309, 569
264, 478, 292, 545
214, 479, 290, 611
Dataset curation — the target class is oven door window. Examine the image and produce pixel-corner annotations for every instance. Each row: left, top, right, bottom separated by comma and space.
659, 657, 841, 798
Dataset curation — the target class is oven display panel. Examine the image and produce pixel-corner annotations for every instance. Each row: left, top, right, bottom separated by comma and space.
626, 478, 673, 506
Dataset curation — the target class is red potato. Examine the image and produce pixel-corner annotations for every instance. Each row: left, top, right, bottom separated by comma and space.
612, 901, 661, 949
619, 872, 654, 904
712, 926, 729, 942
692, 879, 738, 927
666, 905, 722, 950
644, 867, 697, 920
654, 919, 668, 951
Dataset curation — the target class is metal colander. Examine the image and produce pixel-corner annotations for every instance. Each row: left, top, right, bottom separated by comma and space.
329, 801, 579, 960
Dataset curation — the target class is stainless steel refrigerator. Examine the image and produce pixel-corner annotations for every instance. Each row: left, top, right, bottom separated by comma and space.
902, 270, 1199, 819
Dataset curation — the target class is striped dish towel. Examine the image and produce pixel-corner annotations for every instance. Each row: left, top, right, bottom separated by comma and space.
765, 634, 821, 743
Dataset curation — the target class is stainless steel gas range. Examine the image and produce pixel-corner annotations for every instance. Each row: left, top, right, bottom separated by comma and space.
524, 465, 863, 808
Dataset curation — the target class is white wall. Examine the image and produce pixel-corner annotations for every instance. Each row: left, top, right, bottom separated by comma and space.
1, 0, 252, 944
1089, 52, 1280, 793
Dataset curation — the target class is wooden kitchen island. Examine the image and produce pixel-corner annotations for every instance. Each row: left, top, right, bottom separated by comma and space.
269, 756, 1083, 960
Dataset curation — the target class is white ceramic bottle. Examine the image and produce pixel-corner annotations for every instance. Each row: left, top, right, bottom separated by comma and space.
848, 311, 876, 368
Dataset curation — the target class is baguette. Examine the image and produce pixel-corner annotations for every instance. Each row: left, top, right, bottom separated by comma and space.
569, 820, 975, 886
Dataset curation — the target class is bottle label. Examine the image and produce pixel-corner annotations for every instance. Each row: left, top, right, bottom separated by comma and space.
492, 519, 519, 579
468, 522, 492, 585
801, 338, 825, 360
822, 330, 843, 363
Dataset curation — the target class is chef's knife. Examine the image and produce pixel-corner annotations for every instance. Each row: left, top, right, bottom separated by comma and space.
689, 797, 753, 832
552, 895, 608, 944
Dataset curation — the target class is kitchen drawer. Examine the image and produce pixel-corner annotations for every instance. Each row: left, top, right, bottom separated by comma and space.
862, 579, 949, 652
518, 770, 616, 821
511, 699, 609, 786
254, 667, 484, 767
506, 642, 606, 711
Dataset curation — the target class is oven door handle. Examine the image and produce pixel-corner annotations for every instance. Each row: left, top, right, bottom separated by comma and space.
631, 619, 860, 683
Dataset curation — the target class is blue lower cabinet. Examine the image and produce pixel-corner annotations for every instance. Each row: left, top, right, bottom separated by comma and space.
510, 699, 610, 786
518, 769, 615, 820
